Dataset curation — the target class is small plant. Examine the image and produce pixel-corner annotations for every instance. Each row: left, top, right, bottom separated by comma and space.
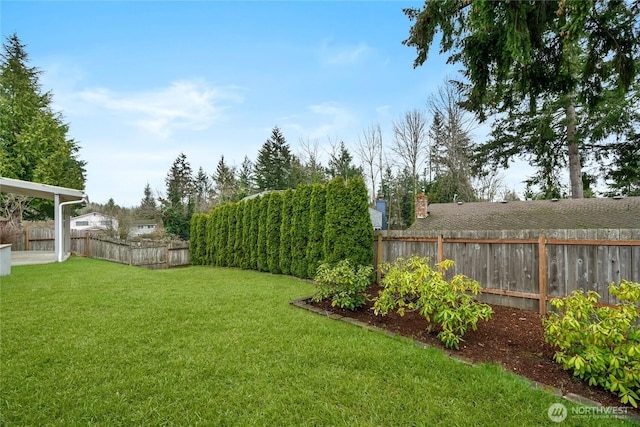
543, 280, 640, 407
373, 256, 492, 350
312, 260, 373, 310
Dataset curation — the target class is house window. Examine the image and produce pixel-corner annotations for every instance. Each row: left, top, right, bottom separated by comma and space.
76, 221, 89, 226
100, 220, 111, 226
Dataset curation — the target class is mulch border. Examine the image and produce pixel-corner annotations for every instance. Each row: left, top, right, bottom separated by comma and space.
290, 296, 640, 425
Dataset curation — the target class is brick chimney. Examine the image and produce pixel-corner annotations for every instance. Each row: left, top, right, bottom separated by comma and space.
415, 193, 428, 219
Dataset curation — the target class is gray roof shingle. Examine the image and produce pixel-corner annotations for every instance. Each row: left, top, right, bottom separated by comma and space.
409, 197, 640, 231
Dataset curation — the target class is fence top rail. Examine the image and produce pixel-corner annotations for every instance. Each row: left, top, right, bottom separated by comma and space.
379, 235, 640, 246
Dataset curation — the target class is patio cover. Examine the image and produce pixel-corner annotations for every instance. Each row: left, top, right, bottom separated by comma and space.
0, 177, 87, 262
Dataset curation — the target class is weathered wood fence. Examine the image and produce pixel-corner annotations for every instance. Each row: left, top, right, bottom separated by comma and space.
12, 228, 190, 269
374, 229, 640, 314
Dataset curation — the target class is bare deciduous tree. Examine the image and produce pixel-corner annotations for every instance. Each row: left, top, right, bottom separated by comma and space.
391, 109, 428, 202
355, 123, 383, 202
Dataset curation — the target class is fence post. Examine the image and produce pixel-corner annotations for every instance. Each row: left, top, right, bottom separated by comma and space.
437, 235, 444, 271
25, 227, 30, 251
376, 234, 383, 284
538, 234, 547, 315
166, 243, 170, 269
85, 233, 90, 257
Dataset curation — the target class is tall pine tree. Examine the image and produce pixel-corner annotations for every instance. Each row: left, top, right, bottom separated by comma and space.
1, 33, 86, 220
254, 126, 295, 191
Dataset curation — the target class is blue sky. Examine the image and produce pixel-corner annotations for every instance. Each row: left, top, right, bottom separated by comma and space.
2, 0, 531, 207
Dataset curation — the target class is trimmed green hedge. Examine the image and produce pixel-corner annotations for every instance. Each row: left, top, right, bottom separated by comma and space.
190, 178, 374, 279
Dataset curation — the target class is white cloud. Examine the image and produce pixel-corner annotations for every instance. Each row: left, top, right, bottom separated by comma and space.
319, 39, 373, 66
76, 80, 243, 139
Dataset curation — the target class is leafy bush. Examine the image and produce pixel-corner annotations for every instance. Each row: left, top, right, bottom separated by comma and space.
373, 256, 493, 350
312, 260, 373, 311
543, 280, 640, 407
306, 184, 326, 279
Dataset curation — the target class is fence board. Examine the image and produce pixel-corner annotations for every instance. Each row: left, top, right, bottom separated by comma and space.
375, 229, 640, 313
10, 229, 189, 269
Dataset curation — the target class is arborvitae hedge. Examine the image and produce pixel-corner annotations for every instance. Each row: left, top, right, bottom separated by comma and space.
206, 210, 216, 265
347, 177, 374, 267
241, 199, 252, 269
279, 189, 294, 275
257, 194, 270, 272
218, 205, 230, 266
323, 177, 349, 266
189, 179, 374, 276
189, 213, 204, 264
290, 184, 311, 278
248, 198, 260, 270
226, 204, 236, 267
266, 191, 283, 274
306, 183, 326, 278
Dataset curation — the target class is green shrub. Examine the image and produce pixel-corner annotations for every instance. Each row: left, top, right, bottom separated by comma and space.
306, 184, 326, 279
312, 260, 373, 310
279, 189, 294, 275
266, 192, 283, 274
257, 194, 270, 272
290, 184, 311, 278
227, 204, 238, 267
233, 202, 244, 268
248, 198, 260, 270
346, 177, 374, 267
206, 211, 216, 265
241, 199, 253, 269
323, 177, 373, 268
543, 280, 640, 407
373, 256, 493, 350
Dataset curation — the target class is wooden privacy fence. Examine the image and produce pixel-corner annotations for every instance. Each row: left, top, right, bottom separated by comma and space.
374, 229, 640, 314
13, 228, 190, 269
86, 236, 190, 269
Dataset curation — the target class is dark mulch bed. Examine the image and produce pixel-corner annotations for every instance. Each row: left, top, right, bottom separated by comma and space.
309, 284, 640, 416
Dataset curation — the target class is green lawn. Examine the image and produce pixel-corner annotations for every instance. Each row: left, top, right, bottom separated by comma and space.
0, 257, 635, 426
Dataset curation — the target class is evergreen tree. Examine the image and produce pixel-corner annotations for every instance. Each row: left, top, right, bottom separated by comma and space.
193, 167, 213, 212
346, 177, 374, 267
306, 183, 326, 278
237, 156, 255, 200
323, 177, 374, 266
327, 141, 363, 181
266, 191, 283, 274
233, 202, 244, 267
279, 189, 294, 275
290, 184, 312, 278
0, 33, 86, 220
254, 126, 294, 191
404, 1, 640, 198
206, 211, 216, 265
138, 183, 158, 220
256, 194, 270, 272
213, 155, 236, 205
217, 204, 230, 266
226, 203, 237, 267
248, 197, 260, 270
160, 152, 194, 240
241, 199, 253, 269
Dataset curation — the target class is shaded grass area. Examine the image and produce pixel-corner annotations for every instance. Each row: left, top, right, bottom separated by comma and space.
0, 257, 634, 426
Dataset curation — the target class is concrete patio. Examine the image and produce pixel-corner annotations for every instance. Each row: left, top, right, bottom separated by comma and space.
10, 251, 62, 266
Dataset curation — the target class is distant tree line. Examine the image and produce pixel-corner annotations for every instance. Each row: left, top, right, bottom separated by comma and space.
190, 177, 374, 278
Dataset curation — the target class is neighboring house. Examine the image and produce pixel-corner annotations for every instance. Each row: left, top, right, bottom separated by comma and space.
410, 196, 640, 231
369, 207, 383, 230
70, 212, 117, 232
129, 219, 159, 237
